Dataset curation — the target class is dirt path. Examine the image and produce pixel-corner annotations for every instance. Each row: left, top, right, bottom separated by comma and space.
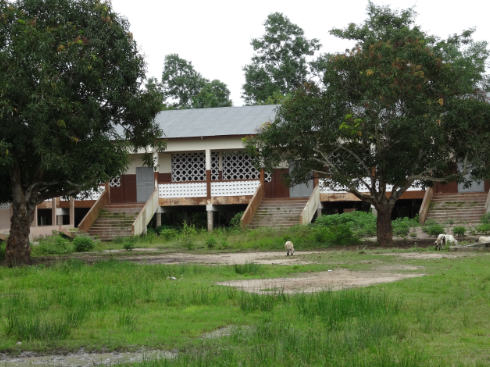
122, 251, 322, 265
217, 268, 424, 294
0, 350, 175, 367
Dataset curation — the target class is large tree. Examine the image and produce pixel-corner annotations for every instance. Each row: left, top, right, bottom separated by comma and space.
161, 54, 232, 109
192, 79, 232, 109
244, 3, 490, 246
242, 12, 321, 105
0, 0, 163, 266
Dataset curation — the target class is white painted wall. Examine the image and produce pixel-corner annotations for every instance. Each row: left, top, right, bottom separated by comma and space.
127, 154, 145, 174
0, 209, 10, 231
158, 154, 171, 173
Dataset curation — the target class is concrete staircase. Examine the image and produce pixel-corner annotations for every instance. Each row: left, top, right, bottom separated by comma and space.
425, 193, 487, 224
87, 203, 144, 241
249, 198, 308, 229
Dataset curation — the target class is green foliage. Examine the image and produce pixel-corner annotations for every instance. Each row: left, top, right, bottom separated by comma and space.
229, 212, 244, 228
161, 54, 232, 109
205, 236, 217, 249
243, 3, 490, 246
453, 226, 466, 237
123, 237, 136, 251
73, 236, 95, 252
192, 80, 232, 108
234, 261, 262, 275
315, 211, 376, 236
392, 217, 415, 237
242, 12, 321, 105
475, 223, 490, 234
480, 213, 490, 224
0, 0, 163, 264
37, 233, 73, 255
423, 222, 445, 236
311, 224, 360, 246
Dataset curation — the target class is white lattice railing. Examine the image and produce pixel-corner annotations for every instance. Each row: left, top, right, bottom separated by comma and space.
319, 179, 424, 194
0, 202, 10, 210
60, 187, 104, 201
211, 180, 260, 197
159, 183, 207, 198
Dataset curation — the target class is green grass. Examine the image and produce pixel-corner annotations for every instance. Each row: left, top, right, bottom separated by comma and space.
0, 251, 490, 365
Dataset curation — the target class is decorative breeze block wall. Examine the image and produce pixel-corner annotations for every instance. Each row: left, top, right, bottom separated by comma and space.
0, 202, 10, 210
222, 151, 271, 182
211, 180, 260, 197
211, 152, 219, 180
172, 153, 206, 182
159, 183, 207, 198
109, 176, 121, 188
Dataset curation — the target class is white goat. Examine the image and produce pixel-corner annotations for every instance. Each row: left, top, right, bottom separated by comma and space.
434, 234, 458, 250
479, 236, 490, 243
285, 241, 294, 256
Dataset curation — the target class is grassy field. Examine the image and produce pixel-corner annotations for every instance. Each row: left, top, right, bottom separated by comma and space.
0, 247, 489, 366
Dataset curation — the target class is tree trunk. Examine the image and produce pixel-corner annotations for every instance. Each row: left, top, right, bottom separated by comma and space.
5, 200, 35, 267
376, 205, 394, 246
5, 169, 36, 267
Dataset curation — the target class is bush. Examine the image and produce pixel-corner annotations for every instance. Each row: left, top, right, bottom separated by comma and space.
423, 222, 445, 236
181, 236, 194, 250
312, 224, 360, 246
230, 212, 243, 228
73, 236, 95, 252
480, 213, 490, 224
315, 211, 376, 237
205, 236, 217, 249
475, 223, 490, 234
37, 233, 73, 255
392, 218, 411, 237
453, 226, 466, 237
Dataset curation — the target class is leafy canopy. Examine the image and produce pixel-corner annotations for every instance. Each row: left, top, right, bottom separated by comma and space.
242, 12, 321, 105
245, 2, 490, 206
161, 54, 232, 109
0, 0, 163, 204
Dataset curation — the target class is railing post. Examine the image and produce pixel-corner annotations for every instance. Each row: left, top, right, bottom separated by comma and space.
485, 189, 490, 213
419, 187, 434, 225
69, 197, 75, 227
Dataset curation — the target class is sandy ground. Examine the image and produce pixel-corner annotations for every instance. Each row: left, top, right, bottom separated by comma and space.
381, 252, 488, 259
216, 268, 424, 294
122, 251, 322, 266
0, 350, 175, 367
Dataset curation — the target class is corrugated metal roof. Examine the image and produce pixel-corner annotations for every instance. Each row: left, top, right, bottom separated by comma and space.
155, 105, 279, 139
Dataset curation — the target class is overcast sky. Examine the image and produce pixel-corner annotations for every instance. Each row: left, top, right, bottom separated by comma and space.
111, 0, 490, 106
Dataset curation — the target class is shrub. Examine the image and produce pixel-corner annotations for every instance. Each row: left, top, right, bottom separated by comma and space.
423, 222, 445, 236
315, 211, 376, 237
230, 212, 243, 228
409, 232, 417, 238
480, 213, 490, 224
475, 223, 490, 234
159, 229, 178, 240
181, 237, 194, 250
37, 233, 73, 255
392, 218, 411, 237
313, 224, 360, 246
453, 226, 466, 237
73, 236, 95, 252
205, 236, 217, 249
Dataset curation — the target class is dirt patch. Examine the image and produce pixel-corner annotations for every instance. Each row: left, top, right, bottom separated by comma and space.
381, 252, 481, 260
0, 350, 175, 367
374, 264, 423, 271
123, 251, 321, 266
216, 269, 424, 294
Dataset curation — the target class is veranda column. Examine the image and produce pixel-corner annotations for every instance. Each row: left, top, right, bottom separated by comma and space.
156, 213, 162, 227
32, 204, 38, 227
205, 149, 213, 232
69, 197, 75, 227
52, 198, 57, 226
